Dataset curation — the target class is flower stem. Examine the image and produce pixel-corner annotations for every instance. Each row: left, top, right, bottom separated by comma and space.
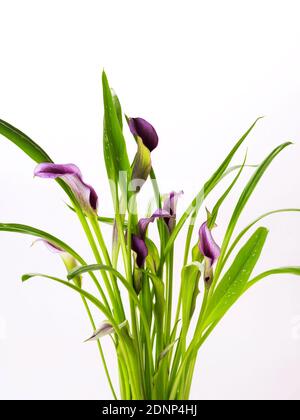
165, 246, 174, 342
89, 215, 125, 321
73, 206, 111, 310
80, 295, 118, 400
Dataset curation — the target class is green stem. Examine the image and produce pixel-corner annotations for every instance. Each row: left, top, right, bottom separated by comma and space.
81, 296, 118, 400
169, 288, 210, 398
179, 288, 210, 398
165, 246, 174, 342
113, 190, 145, 399
169, 322, 216, 400
126, 209, 146, 398
75, 209, 118, 317
89, 215, 125, 321
74, 206, 111, 307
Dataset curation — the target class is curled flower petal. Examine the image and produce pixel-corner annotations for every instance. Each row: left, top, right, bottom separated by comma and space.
163, 191, 183, 216
84, 320, 127, 342
32, 239, 64, 254
138, 209, 172, 239
34, 239, 82, 287
131, 234, 148, 268
34, 163, 98, 213
131, 209, 174, 269
198, 222, 220, 266
163, 191, 184, 232
128, 117, 159, 152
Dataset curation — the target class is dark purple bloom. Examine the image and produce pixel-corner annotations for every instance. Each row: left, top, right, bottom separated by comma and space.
138, 209, 171, 239
131, 234, 149, 268
128, 117, 159, 152
163, 191, 183, 232
131, 209, 173, 268
34, 163, 98, 213
198, 221, 220, 287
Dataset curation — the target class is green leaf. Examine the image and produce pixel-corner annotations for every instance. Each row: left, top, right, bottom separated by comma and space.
246, 266, 300, 291
66, 204, 128, 227
208, 151, 247, 228
68, 264, 151, 323
181, 263, 201, 333
0, 119, 80, 206
0, 119, 52, 163
159, 339, 179, 361
203, 227, 268, 329
145, 238, 160, 273
223, 208, 300, 267
164, 117, 263, 258
141, 270, 165, 323
216, 142, 292, 273
221, 163, 258, 179
21, 273, 125, 336
112, 90, 123, 130
102, 71, 130, 188
0, 223, 84, 263
68, 263, 154, 374
152, 338, 179, 397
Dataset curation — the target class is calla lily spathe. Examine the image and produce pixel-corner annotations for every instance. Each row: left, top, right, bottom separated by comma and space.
128, 117, 159, 193
132, 209, 172, 268
163, 191, 183, 232
34, 163, 98, 214
128, 117, 159, 152
198, 221, 220, 286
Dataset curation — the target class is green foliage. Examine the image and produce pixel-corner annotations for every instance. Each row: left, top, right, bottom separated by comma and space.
0, 73, 299, 400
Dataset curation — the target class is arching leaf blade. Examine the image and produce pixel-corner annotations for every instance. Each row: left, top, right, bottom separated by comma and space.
203, 227, 268, 329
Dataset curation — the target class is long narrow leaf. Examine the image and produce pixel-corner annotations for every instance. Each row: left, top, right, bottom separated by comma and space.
0, 223, 84, 263
246, 267, 300, 291
209, 152, 247, 228
164, 117, 263, 258
102, 71, 130, 188
22, 273, 124, 336
222, 208, 300, 268
0, 119, 52, 163
215, 142, 292, 280
202, 227, 268, 329
0, 119, 80, 205
68, 263, 154, 375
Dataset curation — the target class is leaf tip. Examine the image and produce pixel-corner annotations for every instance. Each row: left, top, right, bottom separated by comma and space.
21, 273, 31, 282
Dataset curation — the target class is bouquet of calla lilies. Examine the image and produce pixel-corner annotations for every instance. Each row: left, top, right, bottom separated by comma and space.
0, 72, 299, 400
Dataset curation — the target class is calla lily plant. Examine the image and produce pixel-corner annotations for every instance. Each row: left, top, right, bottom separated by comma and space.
0, 71, 299, 400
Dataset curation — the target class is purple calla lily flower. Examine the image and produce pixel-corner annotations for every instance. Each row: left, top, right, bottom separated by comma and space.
131, 234, 149, 268
163, 191, 183, 232
128, 117, 159, 152
198, 222, 220, 265
138, 209, 171, 239
34, 163, 98, 213
131, 209, 173, 268
198, 221, 220, 287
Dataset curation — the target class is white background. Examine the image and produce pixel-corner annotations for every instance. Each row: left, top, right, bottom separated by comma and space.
0, 0, 300, 400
